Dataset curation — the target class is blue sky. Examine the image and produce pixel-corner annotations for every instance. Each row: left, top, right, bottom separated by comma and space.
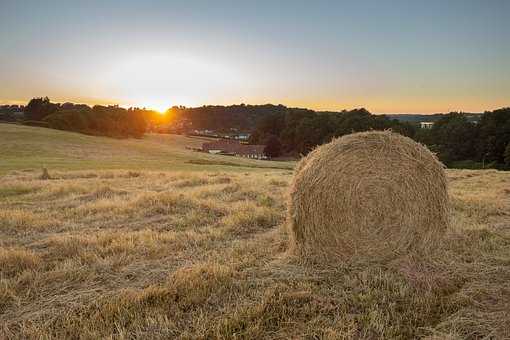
1, 0, 508, 113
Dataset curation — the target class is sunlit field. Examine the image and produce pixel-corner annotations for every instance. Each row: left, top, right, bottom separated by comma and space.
0, 124, 293, 175
1, 125, 510, 338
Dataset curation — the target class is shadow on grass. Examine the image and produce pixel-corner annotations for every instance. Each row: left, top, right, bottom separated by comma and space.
186, 159, 292, 170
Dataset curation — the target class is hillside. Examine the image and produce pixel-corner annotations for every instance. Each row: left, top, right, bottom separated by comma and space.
0, 123, 293, 175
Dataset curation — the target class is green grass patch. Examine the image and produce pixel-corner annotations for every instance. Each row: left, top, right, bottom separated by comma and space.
0, 186, 34, 198
0, 123, 295, 175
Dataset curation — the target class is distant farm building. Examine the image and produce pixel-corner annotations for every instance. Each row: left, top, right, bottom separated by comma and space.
202, 140, 267, 159
233, 133, 250, 141
420, 122, 434, 129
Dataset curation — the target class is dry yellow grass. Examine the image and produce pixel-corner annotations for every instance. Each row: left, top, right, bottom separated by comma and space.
1, 168, 509, 339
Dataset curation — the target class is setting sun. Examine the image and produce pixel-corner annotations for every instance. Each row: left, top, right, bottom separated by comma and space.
141, 101, 169, 114
104, 53, 240, 111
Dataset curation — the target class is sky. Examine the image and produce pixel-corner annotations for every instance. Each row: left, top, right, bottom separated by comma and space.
0, 0, 508, 113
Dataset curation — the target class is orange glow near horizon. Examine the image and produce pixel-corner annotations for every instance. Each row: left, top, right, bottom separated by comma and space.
2, 97, 507, 115
138, 102, 169, 114
2, 93, 508, 114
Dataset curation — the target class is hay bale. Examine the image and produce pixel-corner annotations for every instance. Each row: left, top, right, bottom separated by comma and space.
288, 130, 449, 262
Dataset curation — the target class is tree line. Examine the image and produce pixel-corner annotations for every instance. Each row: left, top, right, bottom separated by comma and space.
249, 107, 510, 169
415, 108, 510, 169
22, 97, 149, 138
248, 108, 415, 156
168, 104, 292, 132
0, 105, 24, 121
4, 98, 509, 169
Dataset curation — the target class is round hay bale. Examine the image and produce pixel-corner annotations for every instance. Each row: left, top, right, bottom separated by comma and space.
288, 130, 449, 262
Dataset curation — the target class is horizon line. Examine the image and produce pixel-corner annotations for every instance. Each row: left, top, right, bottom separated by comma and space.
0, 98, 506, 115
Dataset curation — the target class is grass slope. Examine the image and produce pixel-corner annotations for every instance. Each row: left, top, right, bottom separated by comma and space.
0, 123, 294, 175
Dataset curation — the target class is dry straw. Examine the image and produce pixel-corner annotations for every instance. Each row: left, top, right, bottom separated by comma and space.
288, 130, 449, 262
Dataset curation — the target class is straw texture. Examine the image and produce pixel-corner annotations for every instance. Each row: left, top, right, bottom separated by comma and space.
288, 130, 449, 262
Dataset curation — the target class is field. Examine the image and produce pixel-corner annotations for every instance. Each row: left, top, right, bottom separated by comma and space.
1, 124, 510, 339
0, 124, 293, 175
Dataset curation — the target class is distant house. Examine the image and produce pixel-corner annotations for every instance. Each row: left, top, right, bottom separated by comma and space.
420, 122, 434, 129
202, 139, 267, 159
202, 139, 238, 154
235, 144, 266, 159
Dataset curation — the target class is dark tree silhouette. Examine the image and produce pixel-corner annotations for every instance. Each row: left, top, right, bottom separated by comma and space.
23, 98, 148, 138
504, 142, 510, 169
476, 108, 510, 165
428, 113, 478, 164
263, 135, 282, 158
25, 97, 58, 121
249, 107, 416, 156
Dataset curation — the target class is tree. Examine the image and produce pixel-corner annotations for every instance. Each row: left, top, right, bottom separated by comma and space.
428, 113, 478, 164
246, 106, 418, 157
263, 135, 282, 158
294, 115, 333, 154
25, 97, 58, 121
249, 112, 286, 144
504, 142, 510, 169
24, 97, 147, 138
476, 108, 510, 165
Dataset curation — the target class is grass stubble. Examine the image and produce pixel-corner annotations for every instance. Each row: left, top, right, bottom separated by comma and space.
0, 168, 509, 339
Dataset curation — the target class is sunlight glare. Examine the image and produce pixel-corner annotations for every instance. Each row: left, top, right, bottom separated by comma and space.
105, 52, 242, 108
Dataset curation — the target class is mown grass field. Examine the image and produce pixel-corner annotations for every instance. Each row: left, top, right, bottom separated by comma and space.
0, 123, 294, 175
1, 124, 510, 339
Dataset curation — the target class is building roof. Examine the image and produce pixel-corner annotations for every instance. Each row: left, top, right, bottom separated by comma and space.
202, 140, 266, 155
236, 144, 266, 156
202, 139, 239, 151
